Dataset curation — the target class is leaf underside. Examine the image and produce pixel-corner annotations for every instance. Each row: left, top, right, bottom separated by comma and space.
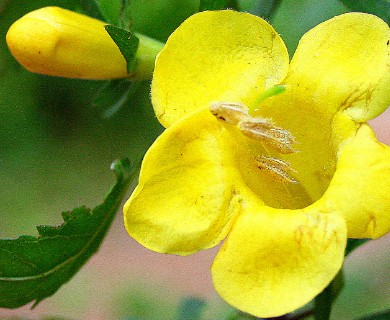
0, 158, 137, 308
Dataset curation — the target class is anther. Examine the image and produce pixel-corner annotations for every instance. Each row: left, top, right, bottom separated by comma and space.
255, 155, 298, 183
238, 120, 297, 154
209, 102, 249, 124
210, 101, 299, 184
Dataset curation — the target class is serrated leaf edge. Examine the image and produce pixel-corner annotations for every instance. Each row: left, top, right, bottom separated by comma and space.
0, 158, 137, 307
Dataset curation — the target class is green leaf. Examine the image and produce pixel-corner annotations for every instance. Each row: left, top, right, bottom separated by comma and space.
105, 25, 140, 74
339, 0, 390, 24
199, 0, 238, 11
77, 0, 108, 22
118, 0, 133, 29
91, 79, 141, 117
0, 158, 137, 308
177, 297, 206, 320
355, 309, 390, 320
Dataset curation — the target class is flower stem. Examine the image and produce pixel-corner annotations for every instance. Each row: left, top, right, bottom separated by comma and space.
133, 33, 164, 79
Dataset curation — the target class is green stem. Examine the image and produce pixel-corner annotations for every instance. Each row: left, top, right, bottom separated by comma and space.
133, 33, 164, 80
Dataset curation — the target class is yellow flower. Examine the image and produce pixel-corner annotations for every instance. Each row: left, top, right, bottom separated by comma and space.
123, 10, 390, 317
6, 7, 163, 80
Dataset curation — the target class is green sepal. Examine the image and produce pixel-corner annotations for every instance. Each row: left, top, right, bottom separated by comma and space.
339, 0, 390, 24
105, 25, 140, 74
92, 79, 141, 117
0, 158, 137, 308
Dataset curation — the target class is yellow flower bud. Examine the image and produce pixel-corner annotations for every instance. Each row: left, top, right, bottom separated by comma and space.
6, 6, 163, 80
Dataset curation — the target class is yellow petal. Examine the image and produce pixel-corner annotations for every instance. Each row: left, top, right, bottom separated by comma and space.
152, 10, 289, 127
287, 13, 390, 121
255, 87, 339, 205
212, 204, 347, 318
6, 7, 163, 79
125, 104, 328, 250
123, 111, 244, 255
322, 122, 390, 238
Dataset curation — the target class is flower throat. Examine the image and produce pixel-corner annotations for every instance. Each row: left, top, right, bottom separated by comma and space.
209, 86, 298, 184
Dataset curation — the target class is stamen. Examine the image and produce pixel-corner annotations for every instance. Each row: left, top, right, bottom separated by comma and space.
238, 120, 297, 154
255, 155, 298, 183
209, 101, 299, 184
268, 128, 298, 154
209, 102, 249, 125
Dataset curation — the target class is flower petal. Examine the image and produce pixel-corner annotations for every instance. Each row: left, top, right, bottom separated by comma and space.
151, 10, 289, 127
211, 204, 347, 318
255, 88, 339, 204
287, 13, 390, 121
6, 7, 163, 79
6, 7, 127, 79
322, 122, 390, 239
123, 111, 244, 255
123, 107, 321, 255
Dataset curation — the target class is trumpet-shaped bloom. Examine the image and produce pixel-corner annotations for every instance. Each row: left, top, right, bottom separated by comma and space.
123, 10, 390, 317
6, 7, 163, 79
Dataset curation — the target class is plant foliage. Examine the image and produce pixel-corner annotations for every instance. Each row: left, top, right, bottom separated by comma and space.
0, 159, 136, 308
105, 25, 140, 73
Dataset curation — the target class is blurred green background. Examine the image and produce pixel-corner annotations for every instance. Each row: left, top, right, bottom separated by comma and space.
0, 0, 389, 319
